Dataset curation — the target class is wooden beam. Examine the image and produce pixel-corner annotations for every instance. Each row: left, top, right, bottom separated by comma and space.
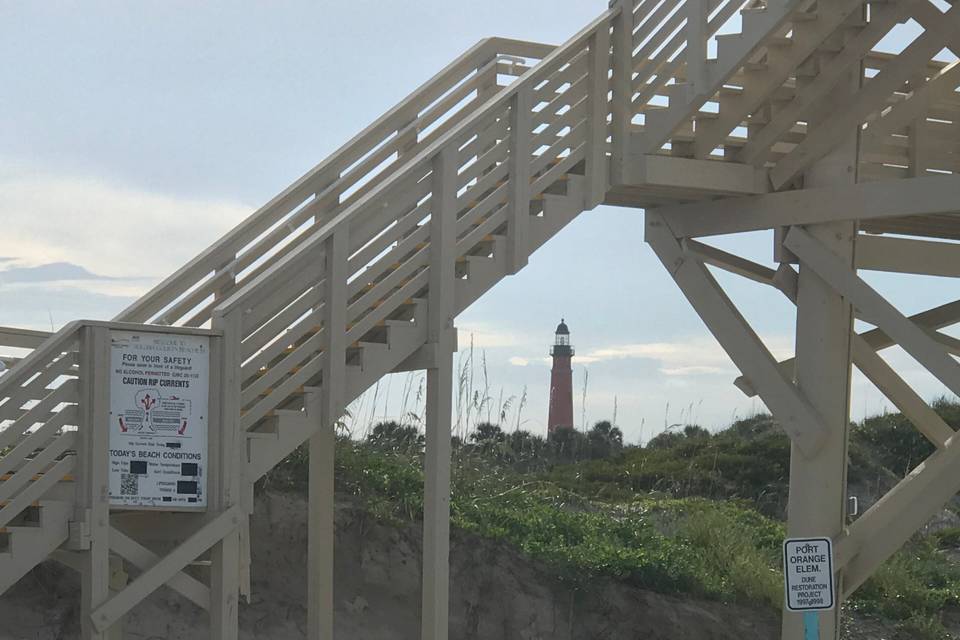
308, 227, 348, 640
609, 0, 634, 185
737, 1, 911, 165
862, 60, 960, 146
657, 175, 960, 238
770, 1, 960, 188
851, 336, 954, 448
680, 238, 777, 285
621, 154, 770, 196
584, 24, 611, 208
79, 326, 111, 640
109, 527, 211, 611
856, 234, 960, 278
422, 144, 458, 640
0, 326, 52, 350
646, 212, 829, 457
91, 507, 240, 633
737, 298, 960, 397
785, 226, 960, 399
507, 85, 532, 273
837, 430, 960, 596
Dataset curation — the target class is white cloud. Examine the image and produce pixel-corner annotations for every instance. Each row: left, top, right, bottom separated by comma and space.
458, 325, 540, 350
660, 365, 727, 376
0, 163, 249, 280
508, 356, 529, 366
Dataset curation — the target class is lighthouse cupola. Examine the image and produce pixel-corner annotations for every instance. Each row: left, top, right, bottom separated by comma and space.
547, 319, 575, 434
550, 319, 574, 356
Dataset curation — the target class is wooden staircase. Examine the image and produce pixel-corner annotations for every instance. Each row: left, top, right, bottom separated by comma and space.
0, 498, 73, 593
2, 0, 956, 617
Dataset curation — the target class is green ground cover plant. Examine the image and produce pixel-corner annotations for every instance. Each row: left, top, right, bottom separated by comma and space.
260, 402, 960, 638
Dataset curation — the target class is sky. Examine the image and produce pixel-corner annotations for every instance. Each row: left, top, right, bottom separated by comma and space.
2, 1, 957, 443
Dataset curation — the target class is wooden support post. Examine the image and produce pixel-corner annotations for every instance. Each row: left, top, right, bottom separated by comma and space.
211, 317, 240, 640
107, 555, 127, 640
781, 59, 860, 640
210, 530, 240, 639
584, 22, 611, 209
421, 145, 456, 640
421, 345, 453, 640
78, 325, 111, 640
610, 0, 634, 185
645, 213, 829, 457
308, 228, 348, 640
507, 85, 532, 274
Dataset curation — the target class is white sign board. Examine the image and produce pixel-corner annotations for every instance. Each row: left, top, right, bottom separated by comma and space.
783, 537, 835, 612
108, 331, 210, 509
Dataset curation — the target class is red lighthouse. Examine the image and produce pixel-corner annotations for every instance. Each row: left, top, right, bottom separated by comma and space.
548, 319, 574, 434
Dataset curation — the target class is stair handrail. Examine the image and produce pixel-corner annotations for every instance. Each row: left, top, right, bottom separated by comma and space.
114, 38, 554, 329
0, 321, 81, 397
212, 5, 622, 324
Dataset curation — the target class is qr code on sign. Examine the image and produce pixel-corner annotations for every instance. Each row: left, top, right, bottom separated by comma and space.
120, 473, 139, 496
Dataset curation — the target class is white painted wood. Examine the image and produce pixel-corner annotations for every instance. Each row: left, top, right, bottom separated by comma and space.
109, 527, 211, 610
584, 24, 611, 208
619, 154, 770, 196
658, 175, 960, 238
210, 529, 240, 640
77, 326, 112, 640
610, 0, 634, 184
91, 507, 240, 632
737, 299, 960, 398
851, 336, 954, 448
421, 345, 453, 640
645, 211, 829, 457
0, 326, 52, 349
737, 1, 910, 166
864, 61, 960, 149
508, 86, 532, 274
786, 226, 960, 400
421, 144, 458, 640
771, 1, 960, 188
0, 501, 73, 593
836, 429, 960, 596
681, 238, 777, 285
781, 73, 861, 635
308, 228, 348, 640
856, 234, 960, 278
686, 0, 707, 95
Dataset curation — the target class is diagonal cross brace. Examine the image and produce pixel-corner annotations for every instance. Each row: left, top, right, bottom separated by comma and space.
90, 506, 240, 632
785, 226, 960, 399
699, 244, 956, 449
109, 527, 211, 611
645, 212, 829, 456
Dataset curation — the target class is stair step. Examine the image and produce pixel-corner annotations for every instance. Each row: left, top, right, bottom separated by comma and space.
0, 499, 72, 593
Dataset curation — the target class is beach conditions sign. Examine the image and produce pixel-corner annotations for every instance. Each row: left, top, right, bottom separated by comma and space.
108, 331, 210, 509
783, 537, 835, 612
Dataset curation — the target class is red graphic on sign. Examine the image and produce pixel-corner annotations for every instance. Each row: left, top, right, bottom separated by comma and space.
140, 394, 156, 411
119, 417, 127, 432
178, 419, 188, 435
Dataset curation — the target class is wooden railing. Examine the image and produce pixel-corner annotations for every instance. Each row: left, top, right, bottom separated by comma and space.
0, 326, 52, 372
0, 323, 81, 528
210, 6, 620, 437
113, 38, 554, 329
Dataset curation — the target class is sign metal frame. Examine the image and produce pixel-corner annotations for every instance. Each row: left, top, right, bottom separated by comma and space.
783, 536, 836, 613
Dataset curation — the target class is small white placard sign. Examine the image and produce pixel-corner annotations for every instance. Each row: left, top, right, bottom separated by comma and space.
108, 331, 210, 509
783, 537, 835, 612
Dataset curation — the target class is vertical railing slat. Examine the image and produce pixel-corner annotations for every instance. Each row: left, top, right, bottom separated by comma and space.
507, 87, 532, 273
585, 21, 613, 208
611, 0, 636, 185
687, 0, 708, 95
